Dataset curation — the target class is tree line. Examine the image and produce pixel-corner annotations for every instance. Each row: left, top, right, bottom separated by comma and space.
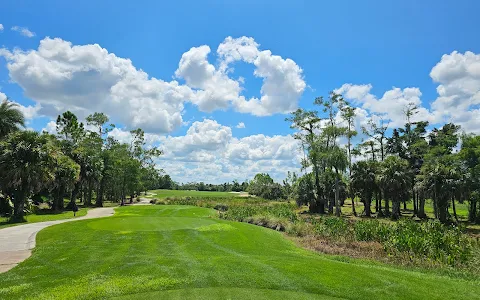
0, 99, 166, 221
287, 93, 480, 224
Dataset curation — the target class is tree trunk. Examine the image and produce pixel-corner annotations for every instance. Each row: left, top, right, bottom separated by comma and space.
365, 194, 371, 217
392, 198, 401, 220
469, 196, 477, 223
403, 199, 407, 211
69, 181, 81, 209
412, 186, 417, 216
96, 177, 105, 207
418, 194, 426, 218
313, 164, 325, 214
54, 186, 65, 211
438, 202, 448, 224
377, 191, 383, 216
335, 171, 341, 217
451, 195, 458, 222
385, 197, 390, 216
85, 180, 93, 207
12, 189, 26, 221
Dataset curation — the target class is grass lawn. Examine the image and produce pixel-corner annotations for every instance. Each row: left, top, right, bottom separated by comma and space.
147, 189, 238, 199
0, 205, 478, 299
0, 207, 89, 230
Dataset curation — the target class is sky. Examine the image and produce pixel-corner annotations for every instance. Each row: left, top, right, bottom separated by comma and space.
1, 0, 480, 183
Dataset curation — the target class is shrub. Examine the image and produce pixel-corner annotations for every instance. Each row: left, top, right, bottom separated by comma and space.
286, 221, 313, 237
214, 203, 228, 212
312, 216, 351, 239
380, 219, 472, 265
354, 219, 390, 242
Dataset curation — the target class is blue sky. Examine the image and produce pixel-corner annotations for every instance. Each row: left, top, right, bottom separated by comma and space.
1, 0, 480, 183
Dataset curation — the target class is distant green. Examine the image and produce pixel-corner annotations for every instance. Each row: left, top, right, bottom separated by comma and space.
0, 205, 478, 299
147, 189, 238, 198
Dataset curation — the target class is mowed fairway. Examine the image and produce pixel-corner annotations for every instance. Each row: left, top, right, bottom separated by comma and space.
0, 206, 478, 299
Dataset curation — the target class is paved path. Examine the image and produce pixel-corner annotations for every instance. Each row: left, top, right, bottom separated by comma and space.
0, 207, 114, 273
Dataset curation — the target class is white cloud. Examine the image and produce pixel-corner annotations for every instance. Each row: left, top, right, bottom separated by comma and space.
1, 37, 191, 133
236, 122, 245, 129
1, 36, 306, 134
217, 37, 306, 116
175, 45, 241, 112
430, 51, 480, 133
42, 120, 57, 134
14, 101, 41, 120
0, 24, 4, 31
153, 119, 301, 183
336, 50, 480, 133
336, 84, 435, 127
11, 26, 35, 37
0, 92, 41, 120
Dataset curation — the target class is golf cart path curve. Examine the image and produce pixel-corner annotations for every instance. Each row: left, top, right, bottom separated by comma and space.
0, 207, 114, 273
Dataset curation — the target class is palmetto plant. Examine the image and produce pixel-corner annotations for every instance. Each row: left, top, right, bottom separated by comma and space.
0, 131, 55, 220
0, 98, 25, 138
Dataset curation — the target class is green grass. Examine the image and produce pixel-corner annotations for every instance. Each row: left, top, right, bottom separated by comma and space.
147, 189, 238, 199
0, 208, 88, 230
0, 205, 478, 299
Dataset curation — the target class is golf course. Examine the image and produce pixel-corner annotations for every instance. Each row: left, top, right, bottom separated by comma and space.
0, 204, 478, 299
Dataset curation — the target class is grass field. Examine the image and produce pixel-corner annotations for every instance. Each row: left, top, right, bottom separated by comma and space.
0, 207, 88, 230
0, 205, 478, 299
147, 189, 239, 198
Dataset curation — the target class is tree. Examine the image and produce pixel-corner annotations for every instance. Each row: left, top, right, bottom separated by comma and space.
340, 104, 358, 216
419, 123, 461, 223
283, 171, 298, 200
328, 146, 348, 216
0, 131, 56, 220
0, 98, 25, 139
387, 104, 429, 216
48, 137, 80, 210
247, 173, 284, 200
378, 156, 411, 220
287, 108, 324, 212
459, 134, 480, 223
351, 161, 377, 217
362, 116, 389, 162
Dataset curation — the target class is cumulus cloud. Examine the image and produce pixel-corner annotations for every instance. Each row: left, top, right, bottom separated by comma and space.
430, 51, 480, 132
15, 102, 41, 120
11, 26, 35, 37
175, 45, 241, 112
0, 24, 4, 31
0, 37, 191, 133
336, 50, 480, 133
1, 36, 306, 134
217, 37, 306, 116
335, 84, 435, 128
152, 119, 301, 183
41, 120, 57, 134
236, 122, 245, 129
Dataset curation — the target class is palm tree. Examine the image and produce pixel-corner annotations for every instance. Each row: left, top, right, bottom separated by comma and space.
328, 145, 348, 216
0, 131, 55, 220
0, 98, 25, 138
378, 156, 411, 220
351, 161, 377, 217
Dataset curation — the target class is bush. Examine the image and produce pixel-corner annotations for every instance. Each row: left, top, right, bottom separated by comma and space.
213, 203, 228, 212
383, 219, 472, 265
354, 219, 390, 242
312, 216, 351, 239
286, 221, 313, 237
